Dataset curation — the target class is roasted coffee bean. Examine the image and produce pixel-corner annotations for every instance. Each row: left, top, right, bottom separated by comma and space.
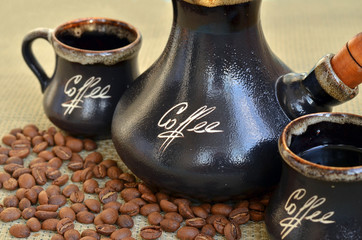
12, 167, 31, 178
66, 138, 83, 153
83, 179, 99, 194
121, 188, 141, 202
2, 134, 17, 146
138, 183, 153, 194
84, 199, 101, 213
29, 157, 46, 168
49, 194, 67, 206
4, 163, 23, 174
234, 200, 249, 209
0, 147, 10, 155
100, 208, 118, 224
64, 229, 81, 240
99, 159, 117, 169
213, 215, 229, 234
164, 212, 183, 223
103, 201, 122, 211
95, 224, 117, 236
71, 203, 88, 213
178, 202, 195, 219
76, 211, 95, 224
46, 167, 62, 180
81, 229, 100, 240
19, 198, 31, 210
199, 203, 211, 214
3, 177, 18, 190
119, 201, 139, 216
224, 222, 241, 240
194, 234, 214, 240
117, 214, 134, 228
31, 185, 44, 194
93, 214, 104, 226
35, 210, 58, 220
9, 148, 30, 158
211, 203, 233, 217
106, 166, 122, 180
46, 184, 61, 196
84, 152, 103, 164
59, 207, 76, 221
23, 125, 39, 138
6, 156, 23, 165
22, 206, 36, 219
38, 150, 56, 161
36, 204, 59, 212
160, 218, 180, 232
51, 234, 64, 240
57, 217, 74, 235
185, 217, 206, 229
110, 228, 132, 240
48, 157, 63, 169
24, 188, 38, 204
0, 154, 8, 164
0, 172, 11, 183
192, 206, 208, 219
53, 174, 69, 186
249, 201, 265, 212
105, 179, 123, 192
201, 224, 216, 237
173, 198, 191, 206
140, 203, 161, 216
229, 207, 250, 225
32, 167, 47, 185
11, 139, 31, 150
10, 128, 22, 136
249, 209, 264, 221
43, 133, 54, 146
142, 192, 157, 203
140, 226, 162, 240
68, 161, 83, 171
118, 173, 136, 183
33, 141, 48, 153
70, 190, 85, 203
62, 184, 79, 198
92, 164, 107, 179
42, 218, 59, 231
0, 207, 21, 222
9, 224, 31, 238
80, 167, 94, 182
176, 226, 199, 240
148, 212, 163, 225
54, 132, 65, 146
83, 139, 97, 151
128, 197, 147, 207
98, 187, 117, 204
27, 217, 41, 232
3, 195, 19, 208
160, 199, 178, 212
38, 190, 49, 205
53, 146, 72, 160
18, 173, 36, 189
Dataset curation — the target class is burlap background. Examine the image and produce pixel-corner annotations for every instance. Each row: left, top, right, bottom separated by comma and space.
0, 0, 361, 239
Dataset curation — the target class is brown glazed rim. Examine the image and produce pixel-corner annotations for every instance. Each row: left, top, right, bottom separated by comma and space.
279, 112, 362, 182
50, 17, 142, 65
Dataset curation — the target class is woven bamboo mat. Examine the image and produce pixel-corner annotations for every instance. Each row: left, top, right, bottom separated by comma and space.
0, 0, 361, 239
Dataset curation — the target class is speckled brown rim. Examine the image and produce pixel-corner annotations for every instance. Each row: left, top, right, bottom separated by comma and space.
279, 112, 362, 182
49, 17, 142, 65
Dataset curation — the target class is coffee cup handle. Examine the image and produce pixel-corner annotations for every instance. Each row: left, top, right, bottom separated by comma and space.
22, 28, 53, 93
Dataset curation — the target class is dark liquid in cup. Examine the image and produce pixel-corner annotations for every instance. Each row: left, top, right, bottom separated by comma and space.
298, 144, 362, 167
57, 31, 131, 51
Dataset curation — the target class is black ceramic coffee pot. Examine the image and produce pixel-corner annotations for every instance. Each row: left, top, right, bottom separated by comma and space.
112, 0, 362, 201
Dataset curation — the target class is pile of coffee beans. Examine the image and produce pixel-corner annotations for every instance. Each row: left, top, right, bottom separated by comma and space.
0, 124, 270, 240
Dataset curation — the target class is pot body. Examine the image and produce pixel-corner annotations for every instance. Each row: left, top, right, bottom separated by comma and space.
265, 113, 362, 240
112, 0, 291, 200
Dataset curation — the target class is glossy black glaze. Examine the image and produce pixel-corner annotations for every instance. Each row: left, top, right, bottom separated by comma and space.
112, 0, 292, 201
265, 113, 362, 240
22, 18, 141, 139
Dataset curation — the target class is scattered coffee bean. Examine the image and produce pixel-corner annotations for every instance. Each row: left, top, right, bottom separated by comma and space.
176, 226, 199, 240
84, 199, 101, 213
9, 224, 31, 238
0, 207, 21, 222
76, 211, 95, 224
148, 211, 163, 225
57, 217, 74, 235
160, 218, 180, 232
95, 224, 117, 236
140, 226, 162, 240
27, 217, 41, 232
100, 208, 118, 224
42, 218, 60, 231
117, 214, 134, 229
64, 229, 81, 240
224, 222, 241, 240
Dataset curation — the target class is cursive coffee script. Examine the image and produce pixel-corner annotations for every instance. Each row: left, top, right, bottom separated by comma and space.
61, 75, 111, 115
279, 188, 335, 239
157, 102, 223, 152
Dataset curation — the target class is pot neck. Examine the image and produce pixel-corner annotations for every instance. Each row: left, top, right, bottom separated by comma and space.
173, 0, 262, 34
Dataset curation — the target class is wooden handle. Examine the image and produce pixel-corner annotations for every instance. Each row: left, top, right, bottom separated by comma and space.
331, 33, 362, 89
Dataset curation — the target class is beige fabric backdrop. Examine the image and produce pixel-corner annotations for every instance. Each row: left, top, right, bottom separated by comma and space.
0, 0, 361, 239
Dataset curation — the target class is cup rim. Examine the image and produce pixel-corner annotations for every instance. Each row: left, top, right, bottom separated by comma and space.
279, 112, 362, 182
50, 17, 142, 65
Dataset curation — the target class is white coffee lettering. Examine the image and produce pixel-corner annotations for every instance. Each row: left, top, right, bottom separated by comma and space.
61, 75, 111, 115
157, 102, 223, 152
279, 188, 335, 239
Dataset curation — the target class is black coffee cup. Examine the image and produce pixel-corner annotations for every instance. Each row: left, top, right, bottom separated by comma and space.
22, 17, 142, 139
